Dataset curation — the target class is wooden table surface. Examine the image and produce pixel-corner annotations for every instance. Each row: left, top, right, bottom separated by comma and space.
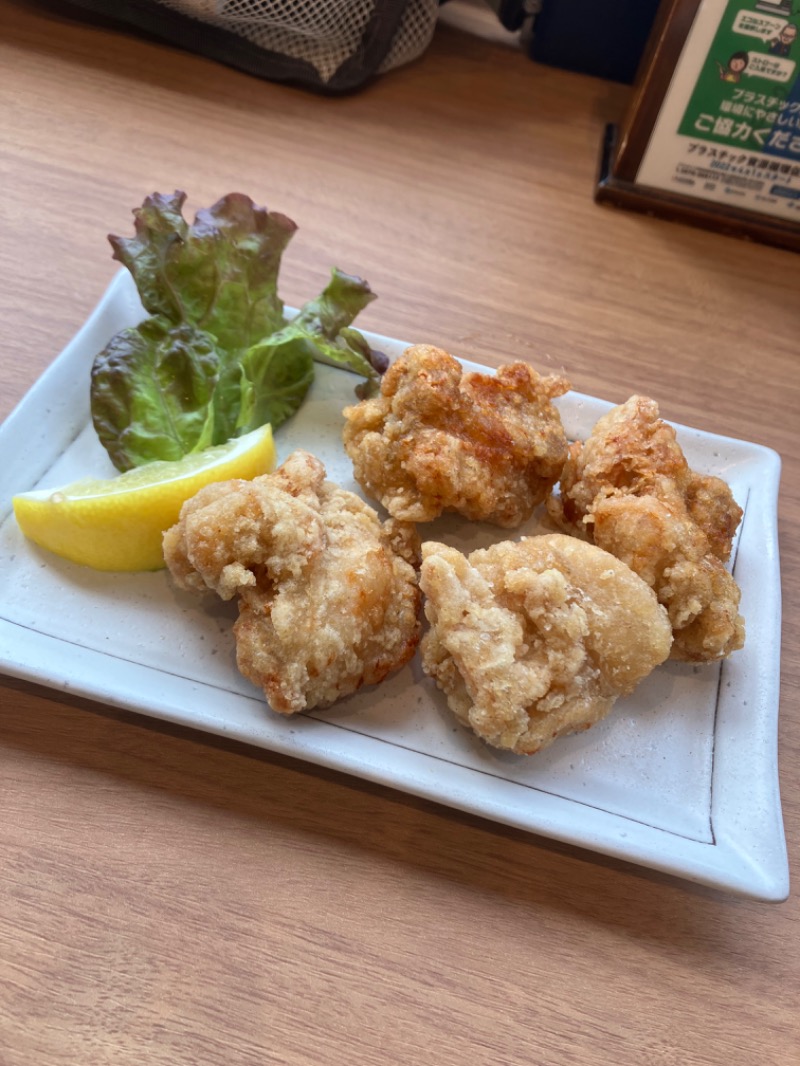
1, 2, 798, 1063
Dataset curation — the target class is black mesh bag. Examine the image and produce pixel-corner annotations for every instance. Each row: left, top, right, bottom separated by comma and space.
64, 0, 442, 91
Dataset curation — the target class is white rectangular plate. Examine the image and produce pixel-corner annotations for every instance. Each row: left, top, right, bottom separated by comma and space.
0, 272, 787, 900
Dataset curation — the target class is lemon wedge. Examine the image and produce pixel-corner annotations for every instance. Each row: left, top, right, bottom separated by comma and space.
12, 424, 276, 572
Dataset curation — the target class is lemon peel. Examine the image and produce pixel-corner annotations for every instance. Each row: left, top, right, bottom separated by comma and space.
12, 424, 276, 572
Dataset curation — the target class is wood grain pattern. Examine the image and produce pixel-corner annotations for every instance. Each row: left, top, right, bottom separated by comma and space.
1, 3, 798, 1064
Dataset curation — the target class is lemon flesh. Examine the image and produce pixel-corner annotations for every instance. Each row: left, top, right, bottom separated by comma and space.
12, 424, 276, 572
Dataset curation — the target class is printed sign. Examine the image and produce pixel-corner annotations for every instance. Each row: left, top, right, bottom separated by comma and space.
637, 0, 800, 221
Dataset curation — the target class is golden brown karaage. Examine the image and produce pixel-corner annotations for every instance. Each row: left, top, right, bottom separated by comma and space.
342, 344, 570, 528
420, 534, 673, 756
163, 451, 422, 713
547, 396, 745, 662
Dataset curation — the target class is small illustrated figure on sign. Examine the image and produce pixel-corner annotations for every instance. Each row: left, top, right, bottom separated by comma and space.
717, 51, 750, 81
767, 23, 798, 56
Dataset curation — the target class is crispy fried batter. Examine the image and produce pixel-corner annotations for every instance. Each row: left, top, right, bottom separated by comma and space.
547, 396, 745, 662
342, 344, 570, 528
419, 534, 673, 755
163, 451, 422, 714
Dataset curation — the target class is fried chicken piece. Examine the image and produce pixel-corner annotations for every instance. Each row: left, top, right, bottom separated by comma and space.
546, 396, 745, 662
419, 535, 672, 755
342, 344, 570, 528
163, 451, 422, 714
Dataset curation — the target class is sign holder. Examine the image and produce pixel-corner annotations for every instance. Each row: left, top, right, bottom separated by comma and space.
596, 0, 800, 252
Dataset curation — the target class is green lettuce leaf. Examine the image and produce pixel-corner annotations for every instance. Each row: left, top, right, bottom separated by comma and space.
109, 191, 297, 346
291, 268, 382, 381
288, 268, 381, 385
91, 317, 220, 471
236, 326, 316, 436
107, 192, 189, 322
293, 268, 375, 339
93, 192, 381, 470
231, 268, 381, 435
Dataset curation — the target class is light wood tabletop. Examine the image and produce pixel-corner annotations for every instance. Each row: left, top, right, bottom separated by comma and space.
1, 2, 798, 1063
